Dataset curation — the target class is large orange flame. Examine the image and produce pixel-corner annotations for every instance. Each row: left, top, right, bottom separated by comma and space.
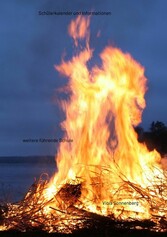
45, 16, 165, 220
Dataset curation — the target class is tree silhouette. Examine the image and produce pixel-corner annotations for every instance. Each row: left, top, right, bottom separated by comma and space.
150, 121, 167, 134
135, 121, 167, 156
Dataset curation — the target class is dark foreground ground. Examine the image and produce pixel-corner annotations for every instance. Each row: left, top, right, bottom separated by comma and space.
0, 228, 167, 237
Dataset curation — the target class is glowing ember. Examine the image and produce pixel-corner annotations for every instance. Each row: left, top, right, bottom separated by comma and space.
0, 16, 167, 233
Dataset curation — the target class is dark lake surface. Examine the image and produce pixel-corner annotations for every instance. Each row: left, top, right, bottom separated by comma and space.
0, 156, 56, 203
0, 156, 166, 204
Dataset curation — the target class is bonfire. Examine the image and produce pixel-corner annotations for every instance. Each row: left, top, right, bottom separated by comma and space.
0, 16, 167, 234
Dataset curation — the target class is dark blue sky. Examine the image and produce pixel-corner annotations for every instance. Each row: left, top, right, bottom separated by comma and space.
0, 0, 167, 156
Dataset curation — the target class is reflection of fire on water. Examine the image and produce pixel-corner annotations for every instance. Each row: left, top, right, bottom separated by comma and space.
0, 16, 167, 233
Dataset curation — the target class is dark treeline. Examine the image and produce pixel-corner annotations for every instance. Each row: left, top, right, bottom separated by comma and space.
135, 121, 167, 157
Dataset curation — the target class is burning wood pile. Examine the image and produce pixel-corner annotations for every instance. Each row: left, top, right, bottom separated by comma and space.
0, 171, 167, 233
0, 16, 167, 234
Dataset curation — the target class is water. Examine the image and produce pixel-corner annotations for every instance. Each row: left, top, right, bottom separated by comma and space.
1, 156, 166, 203
0, 156, 56, 203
